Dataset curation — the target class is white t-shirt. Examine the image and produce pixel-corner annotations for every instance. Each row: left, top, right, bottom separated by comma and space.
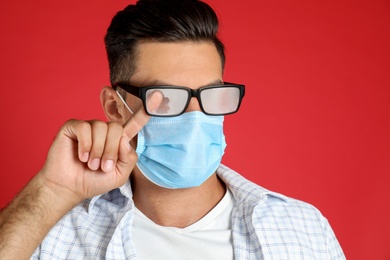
132, 189, 235, 259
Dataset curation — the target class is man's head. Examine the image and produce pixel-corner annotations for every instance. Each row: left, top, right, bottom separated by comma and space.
100, 0, 243, 189
104, 0, 225, 85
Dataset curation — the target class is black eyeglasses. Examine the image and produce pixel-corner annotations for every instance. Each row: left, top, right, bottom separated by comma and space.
113, 82, 245, 117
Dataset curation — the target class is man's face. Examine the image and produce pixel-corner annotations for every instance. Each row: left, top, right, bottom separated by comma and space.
124, 41, 223, 115
117, 41, 224, 184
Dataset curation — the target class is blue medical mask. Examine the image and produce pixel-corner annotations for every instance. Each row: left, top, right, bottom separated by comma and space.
135, 111, 227, 189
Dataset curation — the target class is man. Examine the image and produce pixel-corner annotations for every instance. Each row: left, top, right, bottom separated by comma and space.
0, 0, 345, 259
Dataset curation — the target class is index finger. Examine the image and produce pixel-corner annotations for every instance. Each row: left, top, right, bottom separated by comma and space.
122, 90, 164, 140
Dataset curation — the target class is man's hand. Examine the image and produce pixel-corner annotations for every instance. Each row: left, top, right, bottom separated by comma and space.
39, 90, 163, 204
0, 90, 163, 259
41, 119, 137, 204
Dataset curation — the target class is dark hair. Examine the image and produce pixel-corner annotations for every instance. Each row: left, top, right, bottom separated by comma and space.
104, 0, 225, 84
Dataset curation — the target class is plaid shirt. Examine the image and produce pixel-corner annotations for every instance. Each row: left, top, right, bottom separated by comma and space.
32, 164, 345, 259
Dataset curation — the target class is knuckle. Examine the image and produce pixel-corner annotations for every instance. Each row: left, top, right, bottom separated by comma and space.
77, 121, 92, 132
128, 149, 138, 163
91, 120, 108, 130
60, 119, 78, 131
65, 118, 78, 125
108, 122, 124, 133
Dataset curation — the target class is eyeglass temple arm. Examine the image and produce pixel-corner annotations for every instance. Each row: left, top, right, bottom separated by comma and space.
112, 83, 141, 98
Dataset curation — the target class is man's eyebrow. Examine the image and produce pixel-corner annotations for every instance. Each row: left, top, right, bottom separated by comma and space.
204, 79, 223, 86
140, 80, 169, 86
141, 79, 223, 87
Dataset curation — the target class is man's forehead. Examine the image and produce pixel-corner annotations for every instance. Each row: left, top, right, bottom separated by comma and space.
130, 41, 223, 88
135, 41, 218, 58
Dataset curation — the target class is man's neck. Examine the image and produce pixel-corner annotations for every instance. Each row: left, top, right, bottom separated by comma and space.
130, 170, 226, 228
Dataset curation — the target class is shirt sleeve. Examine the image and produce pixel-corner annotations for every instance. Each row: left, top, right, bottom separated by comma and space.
30, 245, 40, 260
323, 218, 346, 259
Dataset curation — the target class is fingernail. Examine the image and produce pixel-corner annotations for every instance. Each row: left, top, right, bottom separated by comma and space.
91, 158, 100, 170
104, 160, 114, 171
81, 152, 89, 162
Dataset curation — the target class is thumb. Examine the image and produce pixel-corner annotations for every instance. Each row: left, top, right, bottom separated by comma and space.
115, 135, 138, 185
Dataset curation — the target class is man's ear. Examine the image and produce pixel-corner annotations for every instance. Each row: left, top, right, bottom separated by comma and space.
100, 86, 128, 124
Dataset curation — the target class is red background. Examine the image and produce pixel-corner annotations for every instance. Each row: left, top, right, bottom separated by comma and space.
0, 1, 389, 259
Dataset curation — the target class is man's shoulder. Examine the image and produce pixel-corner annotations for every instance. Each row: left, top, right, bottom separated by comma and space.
217, 164, 326, 223
218, 165, 345, 259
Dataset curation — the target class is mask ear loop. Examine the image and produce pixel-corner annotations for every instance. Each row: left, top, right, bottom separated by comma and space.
116, 90, 134, 114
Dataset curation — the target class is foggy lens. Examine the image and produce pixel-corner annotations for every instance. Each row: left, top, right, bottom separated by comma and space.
200, 87, 240, 114
145, 88, 189, 116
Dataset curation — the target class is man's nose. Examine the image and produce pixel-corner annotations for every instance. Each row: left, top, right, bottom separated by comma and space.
185, 97, 202, 113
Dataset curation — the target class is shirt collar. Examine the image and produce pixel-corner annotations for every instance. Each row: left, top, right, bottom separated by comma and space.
86, 164, 288, 213
87, 180, 133, 213
217, 164, 289, 204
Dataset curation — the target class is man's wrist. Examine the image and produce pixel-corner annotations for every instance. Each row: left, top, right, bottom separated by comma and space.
0, 173, 78, 259
36, 171, 82, 213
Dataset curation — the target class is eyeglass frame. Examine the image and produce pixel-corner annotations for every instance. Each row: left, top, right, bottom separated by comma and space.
112, 82, 245, 117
